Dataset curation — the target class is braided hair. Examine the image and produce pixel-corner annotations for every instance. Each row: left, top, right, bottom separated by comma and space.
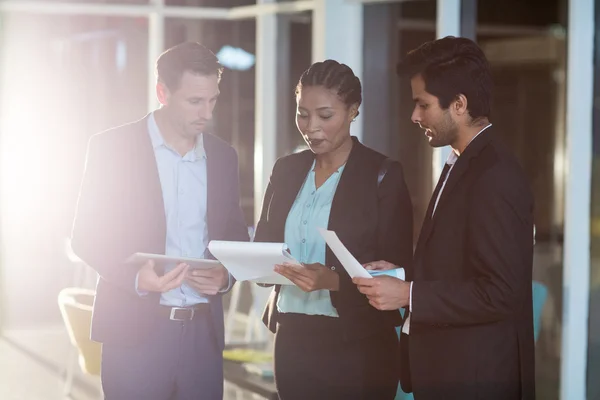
296, 60, 362, 117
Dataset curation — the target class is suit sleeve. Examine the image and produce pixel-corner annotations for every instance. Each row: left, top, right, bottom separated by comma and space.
411, 166, 533, 326
70, 134, 140, 294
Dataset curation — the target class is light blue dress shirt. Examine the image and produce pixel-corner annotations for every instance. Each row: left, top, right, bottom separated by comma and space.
147, 112, 210, 306
277, 160, 345, 317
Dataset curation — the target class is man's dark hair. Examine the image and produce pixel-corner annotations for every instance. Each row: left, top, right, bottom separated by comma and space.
397, 36, 493, 119
296, 59, 362, 116
156, 42, 223, 91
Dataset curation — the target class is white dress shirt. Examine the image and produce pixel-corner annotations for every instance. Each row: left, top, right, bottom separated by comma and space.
135, 113, 233, 305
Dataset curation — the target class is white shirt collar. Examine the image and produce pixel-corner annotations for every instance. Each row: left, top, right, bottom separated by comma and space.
147, 112, 206, 160
446, 123, 492, 166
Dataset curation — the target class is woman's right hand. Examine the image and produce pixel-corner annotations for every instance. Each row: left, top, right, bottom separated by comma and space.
363, 260, 398, 271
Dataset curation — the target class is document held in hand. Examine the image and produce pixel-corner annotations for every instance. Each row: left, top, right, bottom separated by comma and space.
317, 228, 373, 279
369, 268, 406, 280
207, 241, 302, 285
318, 228, 406, 280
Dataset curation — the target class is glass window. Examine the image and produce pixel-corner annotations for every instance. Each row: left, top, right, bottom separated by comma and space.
0, 12, 148, 329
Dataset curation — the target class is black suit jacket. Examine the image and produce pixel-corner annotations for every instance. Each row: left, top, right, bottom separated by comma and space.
254, 137, 413, 341
401, 127, 535, 400
71, 115, 249, 349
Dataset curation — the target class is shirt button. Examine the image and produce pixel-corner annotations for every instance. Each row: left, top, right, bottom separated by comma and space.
306, 204, 310, 208
303, 221, 307, 225
302, 239, 306, 243
311, 191, 315, 195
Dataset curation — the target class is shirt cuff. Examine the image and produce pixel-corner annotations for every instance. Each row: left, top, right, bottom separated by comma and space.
409, 281, 413, 312
135, 271, 149, 297
218, 272, 234, 293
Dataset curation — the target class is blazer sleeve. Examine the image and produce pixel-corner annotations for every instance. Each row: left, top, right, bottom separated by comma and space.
411, 165, 533, 326
330, 160, 414, 314
70, 134, 140, 294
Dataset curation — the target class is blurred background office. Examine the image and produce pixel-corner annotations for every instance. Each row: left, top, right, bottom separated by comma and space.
0, 0, 598, 399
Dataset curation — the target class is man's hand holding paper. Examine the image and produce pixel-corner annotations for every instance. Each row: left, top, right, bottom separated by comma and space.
353, 274, 410, 311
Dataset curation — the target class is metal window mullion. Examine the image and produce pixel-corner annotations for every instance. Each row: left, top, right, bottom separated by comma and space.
560, 0, 594, 398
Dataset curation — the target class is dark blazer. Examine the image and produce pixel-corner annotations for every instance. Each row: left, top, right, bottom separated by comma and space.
71, 115, 249, 349
254, 137, 413, 341
401, 127, 535, 400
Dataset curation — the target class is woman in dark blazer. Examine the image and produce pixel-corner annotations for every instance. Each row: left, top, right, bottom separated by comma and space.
253, 60, 413, 400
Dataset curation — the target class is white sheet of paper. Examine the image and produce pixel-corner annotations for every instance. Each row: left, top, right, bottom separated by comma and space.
207, 241, 302, 285
317, 228, 372, 279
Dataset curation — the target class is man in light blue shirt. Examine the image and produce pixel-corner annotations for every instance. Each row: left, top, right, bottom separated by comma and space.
139, 112, 233, 306
71, 42, 249, 400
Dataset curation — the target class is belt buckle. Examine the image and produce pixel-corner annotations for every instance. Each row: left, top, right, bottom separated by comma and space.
169, 307, 194, 321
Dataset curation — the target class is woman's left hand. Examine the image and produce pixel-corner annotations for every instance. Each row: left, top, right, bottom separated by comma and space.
274, 263, 339, 292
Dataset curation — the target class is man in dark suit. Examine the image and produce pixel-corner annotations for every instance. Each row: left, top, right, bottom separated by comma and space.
354, 36, 535, 400
71, 42, 249, 399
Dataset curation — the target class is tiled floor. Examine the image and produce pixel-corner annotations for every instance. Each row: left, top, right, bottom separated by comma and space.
0, 337, 61, 400
0, 332, 98, 400
0, 327, 267, 400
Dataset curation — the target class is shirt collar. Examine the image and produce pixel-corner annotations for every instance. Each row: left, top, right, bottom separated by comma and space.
446, 123, 492, 166
310, 159, 346, 173
147, 112, 206, 160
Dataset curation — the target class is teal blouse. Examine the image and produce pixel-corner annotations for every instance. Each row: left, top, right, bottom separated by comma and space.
277, 160, 346, 317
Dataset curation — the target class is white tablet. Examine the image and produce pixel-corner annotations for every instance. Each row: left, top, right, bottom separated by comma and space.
126, 253, 222, 270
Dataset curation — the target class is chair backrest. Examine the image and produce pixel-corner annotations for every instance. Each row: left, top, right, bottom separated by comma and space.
58, 288, 102, 375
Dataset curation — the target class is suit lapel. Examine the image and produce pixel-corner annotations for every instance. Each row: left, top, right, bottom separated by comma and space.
133, 116, 167, 253
265, 136, 362, 243
328, 138, 364, 236
416, 128, 494, 252
204, 134, 225, 240
270, 151, 314, 241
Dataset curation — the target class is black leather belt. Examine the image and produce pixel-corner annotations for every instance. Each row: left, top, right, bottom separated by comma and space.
158, 303, 210, 321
